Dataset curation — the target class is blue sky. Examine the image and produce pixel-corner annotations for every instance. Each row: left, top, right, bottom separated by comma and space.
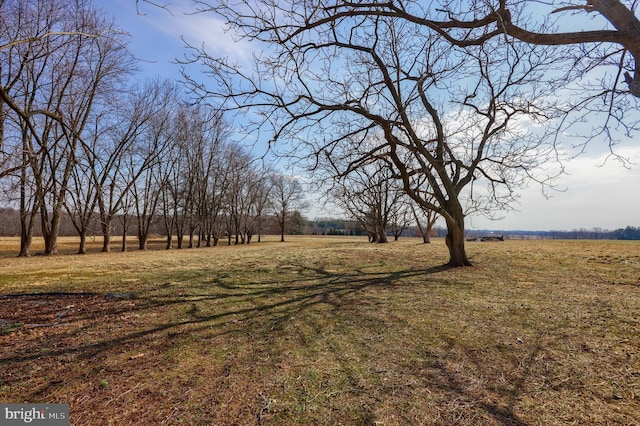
100, 0, 640, 231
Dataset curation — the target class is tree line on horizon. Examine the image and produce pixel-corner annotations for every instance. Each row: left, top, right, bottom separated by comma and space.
2, 204, 639, 246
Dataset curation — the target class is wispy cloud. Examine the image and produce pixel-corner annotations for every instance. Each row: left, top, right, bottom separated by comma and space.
148, 1, 254, 62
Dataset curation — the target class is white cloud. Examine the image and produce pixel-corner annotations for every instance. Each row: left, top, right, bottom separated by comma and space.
103, 0, 255, 80
468, 145, 640, 230
149, 4, 254, 62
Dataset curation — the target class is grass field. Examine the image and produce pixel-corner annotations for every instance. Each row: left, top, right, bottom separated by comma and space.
1, 235, 639, 425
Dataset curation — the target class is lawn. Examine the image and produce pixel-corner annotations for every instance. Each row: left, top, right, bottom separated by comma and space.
1, 236, 639, 425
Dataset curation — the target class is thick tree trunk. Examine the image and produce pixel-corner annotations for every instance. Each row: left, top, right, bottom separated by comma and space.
43, 233, 58, 255
78, 232, 87, 255
101, 220, 112, 253
177, 229, 184, 249
42, 208, 61, 255
138, 231, 148, 250
102, 233, 111, 253
444, 216, 471, 267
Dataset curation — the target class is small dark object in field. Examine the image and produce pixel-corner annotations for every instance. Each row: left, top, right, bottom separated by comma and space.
481, 235, 504, 242
466, 236, 504, 242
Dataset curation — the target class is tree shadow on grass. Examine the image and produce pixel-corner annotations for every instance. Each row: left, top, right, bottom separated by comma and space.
0, 262, 533, 425
0, 264, 450, 362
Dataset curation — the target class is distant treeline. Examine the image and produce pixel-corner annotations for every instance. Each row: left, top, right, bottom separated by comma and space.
1, 207, 638, 240
470, 227, 640, 240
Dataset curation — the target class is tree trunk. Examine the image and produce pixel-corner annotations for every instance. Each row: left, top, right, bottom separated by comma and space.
138, 230, 148, 250
19, 201, 36, 257
177, 228, 184, 249
121, 226, 127, 252
78, 232, 87, 255
377, 223, 388, 243
42, 208, 61, 255
18, 220, 33, 257
444, 216, 471, 267
411, 205, 431, 244
101, 220, 112, 252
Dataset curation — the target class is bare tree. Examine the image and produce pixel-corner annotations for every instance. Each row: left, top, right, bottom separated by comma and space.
389, 198, 413, 242
244, 168, 272, 243
203, 139, 233, 247
190, 0, 559, 266
1, 0, 77, 256
95, 80, 178, 252
224, 144, 253, 245
411, 203, 439, 244
270, 173, 307, 242
332, 162, 405, 244
210, 0, 639, 149
158, 135, 182, 249
61, 16, 136, 254
0, 0, 133, 255
129, 83, 180, 250
161, 104, 228, 249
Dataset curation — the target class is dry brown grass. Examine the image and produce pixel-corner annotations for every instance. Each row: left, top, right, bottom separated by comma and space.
1, 236, 639, 425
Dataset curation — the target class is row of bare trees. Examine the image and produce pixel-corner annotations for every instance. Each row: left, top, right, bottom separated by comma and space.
0, 0, 308, 256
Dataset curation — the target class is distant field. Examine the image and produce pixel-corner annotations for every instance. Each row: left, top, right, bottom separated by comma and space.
1, 236, 639, 425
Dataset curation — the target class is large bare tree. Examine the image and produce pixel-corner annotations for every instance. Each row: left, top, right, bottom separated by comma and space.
189, 0, 560, 266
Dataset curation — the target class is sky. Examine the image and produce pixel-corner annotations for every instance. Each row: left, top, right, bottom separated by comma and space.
100, 0, 640, 231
